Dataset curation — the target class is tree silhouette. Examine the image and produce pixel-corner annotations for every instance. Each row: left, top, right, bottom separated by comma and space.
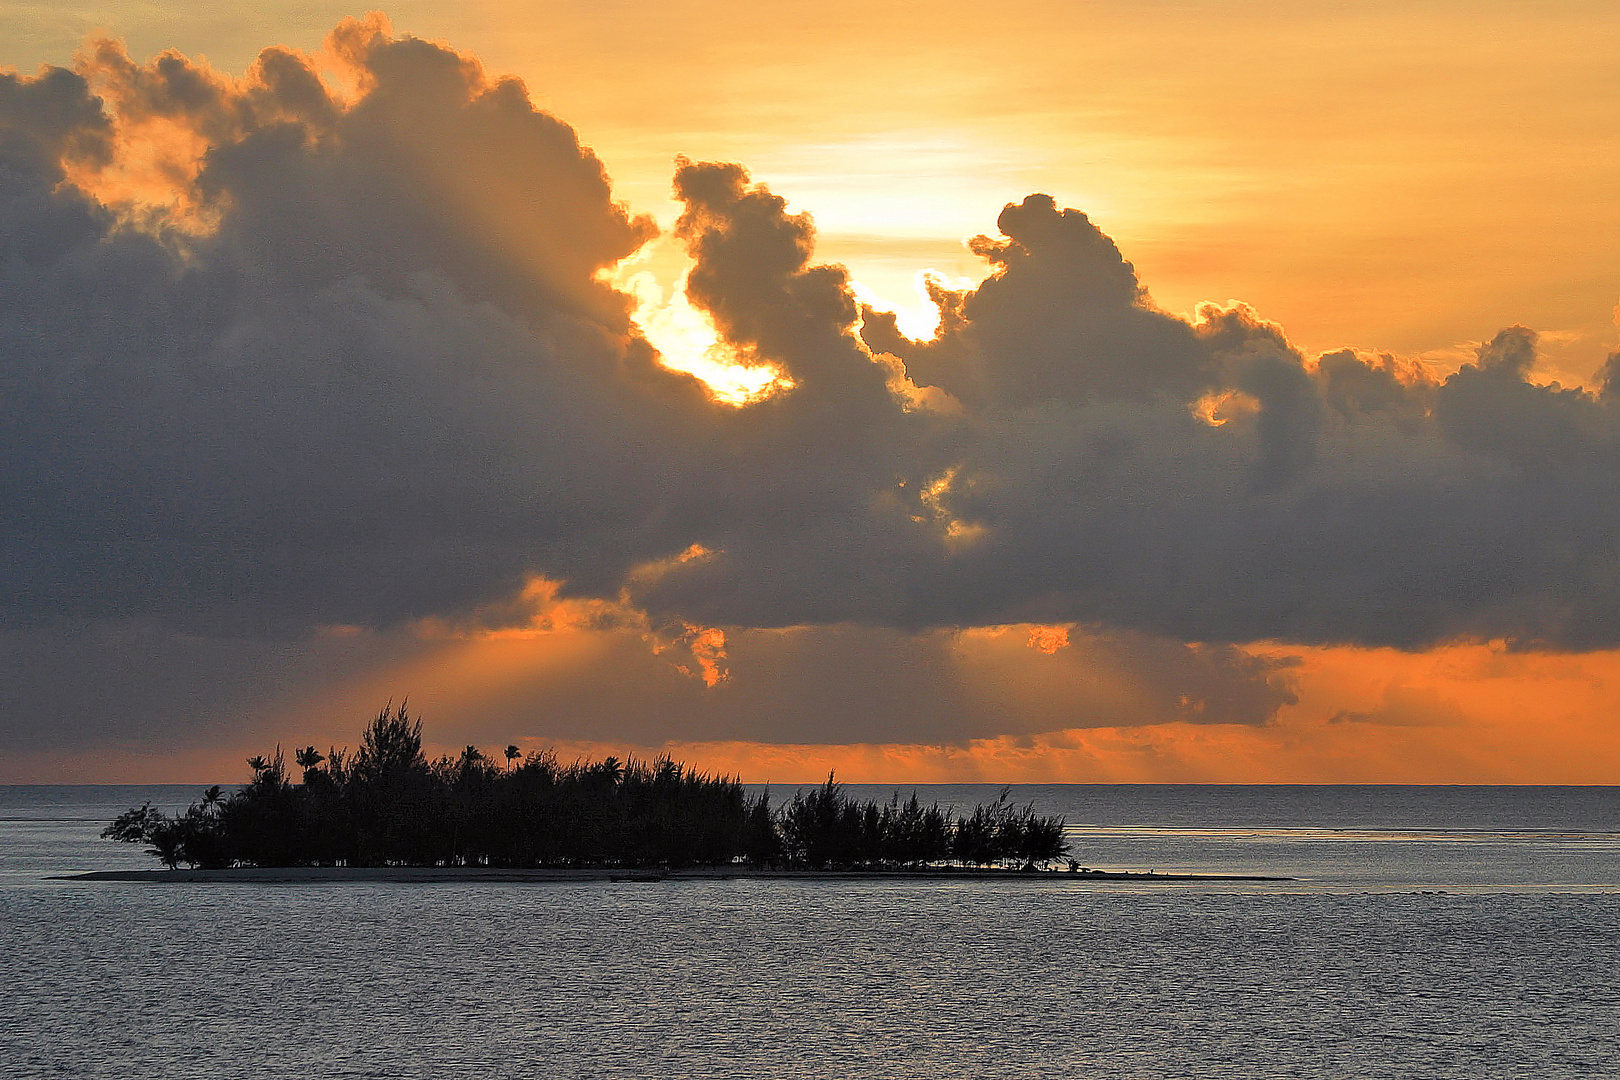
103, 704, 1070, 872
354, 701, 424, 781
294, 747, 325, 785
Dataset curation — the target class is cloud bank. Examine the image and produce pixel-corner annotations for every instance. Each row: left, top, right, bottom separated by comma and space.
3, 17, 1618, 758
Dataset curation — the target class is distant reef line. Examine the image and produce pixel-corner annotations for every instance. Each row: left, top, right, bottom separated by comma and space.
61, 867, 1293, 884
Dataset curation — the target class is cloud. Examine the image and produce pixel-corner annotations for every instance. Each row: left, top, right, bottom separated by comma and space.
639, 161, 1620, 653
1, 18, 701, 637
864, 193, 1214, 409
4, 18, 1620, 762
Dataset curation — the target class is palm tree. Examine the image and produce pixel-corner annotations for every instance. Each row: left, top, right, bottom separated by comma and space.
295, 746, 324, 785
505, 745, 520, 772
458, 745, 485, 783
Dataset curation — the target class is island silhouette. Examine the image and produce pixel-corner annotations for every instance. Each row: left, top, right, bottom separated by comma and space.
103, 703, 1071, 873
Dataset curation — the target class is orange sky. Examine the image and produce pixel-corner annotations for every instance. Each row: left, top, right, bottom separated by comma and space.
4, 3, 1620, 783
8, 621, 1618, 785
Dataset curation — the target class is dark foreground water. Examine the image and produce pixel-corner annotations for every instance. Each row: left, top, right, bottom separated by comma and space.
2, 785, 1617, 1078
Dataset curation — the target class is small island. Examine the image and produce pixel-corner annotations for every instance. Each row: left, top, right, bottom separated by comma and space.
92, 703, 1288, 883
101, 703, 1069, 872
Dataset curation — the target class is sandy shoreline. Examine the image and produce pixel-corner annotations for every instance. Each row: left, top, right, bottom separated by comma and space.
58, 866, 1291, 884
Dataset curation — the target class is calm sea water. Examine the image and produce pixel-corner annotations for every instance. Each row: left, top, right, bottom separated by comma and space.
2, 784, 1617, 1078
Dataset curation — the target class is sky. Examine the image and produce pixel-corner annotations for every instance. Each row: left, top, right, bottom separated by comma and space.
2, 1, 1619, 782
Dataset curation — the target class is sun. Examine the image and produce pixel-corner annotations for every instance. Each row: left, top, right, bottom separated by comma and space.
604, 256, 794, 406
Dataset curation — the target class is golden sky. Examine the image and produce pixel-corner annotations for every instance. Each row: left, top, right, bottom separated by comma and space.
4, 2, 1620, 783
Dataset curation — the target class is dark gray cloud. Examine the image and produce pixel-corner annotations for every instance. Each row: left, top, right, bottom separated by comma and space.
0, 618, 436, 755
1, 23, 706, 636
651, 176, 1620, 652
863, 194, 1213, 410
3, 19, 1620, 758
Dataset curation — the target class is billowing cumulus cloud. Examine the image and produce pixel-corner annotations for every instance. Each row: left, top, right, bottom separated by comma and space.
861, 194, 1214, 410
1, 20, 731, 639
3, 18, 1620, 763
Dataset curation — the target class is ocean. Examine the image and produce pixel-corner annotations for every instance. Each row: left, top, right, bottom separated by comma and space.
2, 784, 1616, 1078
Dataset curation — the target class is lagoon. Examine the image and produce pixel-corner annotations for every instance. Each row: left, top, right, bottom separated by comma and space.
3, 784, 1617, 1078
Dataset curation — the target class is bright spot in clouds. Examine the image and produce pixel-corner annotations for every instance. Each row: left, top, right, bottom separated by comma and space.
1027, 625, 1071, 654
850, 271, 979, 343
604, 255, 794, 406
1190, 388, 1259, 427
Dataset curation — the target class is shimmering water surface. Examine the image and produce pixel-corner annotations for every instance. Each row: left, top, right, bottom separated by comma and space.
3, 785, 1617, 1078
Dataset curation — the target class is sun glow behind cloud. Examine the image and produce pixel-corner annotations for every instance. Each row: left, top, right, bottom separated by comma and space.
849, 272, 982, 344
603, 252, 794, 405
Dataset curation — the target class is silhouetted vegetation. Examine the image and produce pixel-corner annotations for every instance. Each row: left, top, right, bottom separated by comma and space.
104, 703, 1069, 871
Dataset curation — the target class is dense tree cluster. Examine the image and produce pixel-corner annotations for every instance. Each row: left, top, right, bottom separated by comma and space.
104, 705, 1070, 872
777, 782, 1068, 870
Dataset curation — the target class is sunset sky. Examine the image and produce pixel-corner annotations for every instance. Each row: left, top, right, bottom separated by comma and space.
3, 1, 1619, 782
